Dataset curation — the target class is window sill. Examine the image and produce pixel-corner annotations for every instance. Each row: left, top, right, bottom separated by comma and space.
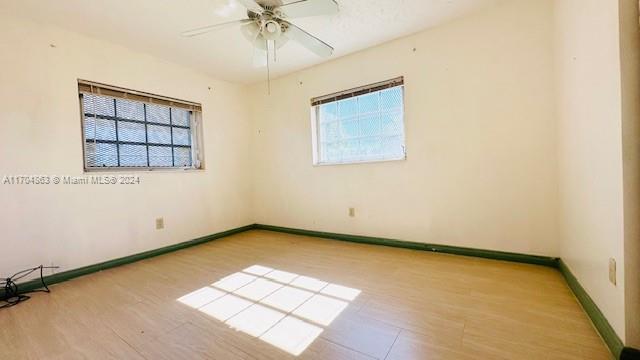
83, 167, 204, 174
313, 156, 406, 167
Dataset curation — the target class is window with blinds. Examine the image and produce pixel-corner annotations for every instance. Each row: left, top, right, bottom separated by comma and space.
311, 77, 406, 165
78, 81, 204, 170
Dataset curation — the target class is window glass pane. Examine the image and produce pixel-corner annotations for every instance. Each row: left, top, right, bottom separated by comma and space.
149, 146, 173, 167
381, 113, 402, 135
319, 103, 337, 122
358, 93, 378, 113
340, 119, 358, 139
84, 142, 96, 167
84, 117, 116, 141
84, 117, 96, 140
148, 124, 172, 144
342, 140, 360, 161
147, 104, 171, 124
116, 99, 144, 121
85, 142, 118, 167
315, 84, 404, 165
119, 144, 147, 167
359, 115, 380, 137
174, 147, 192, 167
118, 121, 146, 143
172, 127, 191, 146
380, 87, 402, 110
83, 94, 115, 116
171, 108, 190, 126
321, 122, 339, 143
361, 137, 381, 157
338, 98, 357, 118
383, 135, 404, 158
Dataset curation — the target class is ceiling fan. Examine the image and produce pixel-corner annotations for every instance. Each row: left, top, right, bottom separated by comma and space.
182, 0, 339, 90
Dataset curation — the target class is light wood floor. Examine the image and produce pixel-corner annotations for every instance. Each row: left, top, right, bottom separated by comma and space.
1, 230, 611, 359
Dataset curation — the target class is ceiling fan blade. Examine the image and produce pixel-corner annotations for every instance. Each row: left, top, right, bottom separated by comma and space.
236, 0, 264, 13
182, 19, 253, 37
283, 21, 334, 57
279, 0, 339, 18
241, 22, 261, 42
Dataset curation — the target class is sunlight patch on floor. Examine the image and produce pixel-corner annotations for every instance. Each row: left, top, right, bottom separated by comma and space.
176, 265, 361, 356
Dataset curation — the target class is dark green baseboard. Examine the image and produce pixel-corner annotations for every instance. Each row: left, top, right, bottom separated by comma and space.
1, 224, 255, 298
3, 223, 557, 298
253, 224, 559, 267
3, 222, 636, 359
255, 224, 637, 359
558, 259, 624, 359
2, 223, 558, 297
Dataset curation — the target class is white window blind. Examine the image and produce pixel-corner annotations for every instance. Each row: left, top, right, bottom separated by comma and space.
311, 77, 406, 165
78, 80, 204, 170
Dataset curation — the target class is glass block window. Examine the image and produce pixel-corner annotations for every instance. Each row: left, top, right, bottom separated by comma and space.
79, 81, 203, 170
311, 77, 405, 165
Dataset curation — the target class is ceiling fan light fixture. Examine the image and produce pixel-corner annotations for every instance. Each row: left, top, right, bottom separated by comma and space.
262, 20, 281, 40
182, 0, 338, 92
183, 0, 337, 57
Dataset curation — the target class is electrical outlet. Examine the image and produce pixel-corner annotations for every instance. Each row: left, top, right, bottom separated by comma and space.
349, 207, 355, 217
609, 258, 617, 285
156, 217, 164, 230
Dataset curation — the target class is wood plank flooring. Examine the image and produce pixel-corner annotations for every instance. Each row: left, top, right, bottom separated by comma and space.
0, 230, 612, 359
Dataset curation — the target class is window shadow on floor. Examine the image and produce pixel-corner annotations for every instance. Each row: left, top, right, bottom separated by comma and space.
177, 265, 361, 356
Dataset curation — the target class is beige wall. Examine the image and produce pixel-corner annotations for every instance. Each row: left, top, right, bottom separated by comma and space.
249, 0, 559, 256
554, 0, 626, 340
0, 15, 253, 277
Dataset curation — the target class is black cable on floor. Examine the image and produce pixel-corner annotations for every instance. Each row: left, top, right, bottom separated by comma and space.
0, 265, 59, 309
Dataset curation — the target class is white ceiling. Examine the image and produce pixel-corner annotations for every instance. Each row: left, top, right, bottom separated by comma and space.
6, 0, 501, 84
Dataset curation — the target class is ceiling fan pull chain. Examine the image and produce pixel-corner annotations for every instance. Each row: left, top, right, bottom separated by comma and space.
266, 40, 271, 95
273, 41, 277, 63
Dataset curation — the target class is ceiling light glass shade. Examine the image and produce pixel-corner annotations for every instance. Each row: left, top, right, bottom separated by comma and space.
241, 22, 288, 51
262, 21, 281, 40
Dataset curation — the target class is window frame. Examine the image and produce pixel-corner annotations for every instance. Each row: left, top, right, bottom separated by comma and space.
78, 81, 204, 172
310, 77, 407, 166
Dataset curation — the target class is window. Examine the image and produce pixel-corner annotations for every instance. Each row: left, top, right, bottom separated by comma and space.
311, 77, 405, 165
78, 81, 203, 170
